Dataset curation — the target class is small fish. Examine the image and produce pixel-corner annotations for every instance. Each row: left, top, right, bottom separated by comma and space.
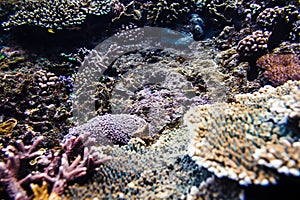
48, 29, 55, 34
24, 108, 39, 115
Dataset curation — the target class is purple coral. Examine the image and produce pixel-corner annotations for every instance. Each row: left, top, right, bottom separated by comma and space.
0, 134, 110, 198
65, 114, 150, 145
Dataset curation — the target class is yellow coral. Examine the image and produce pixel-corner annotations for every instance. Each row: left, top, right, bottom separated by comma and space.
31, 181, 49, 200
31, 181, 63, 200
0, 118, 17, 136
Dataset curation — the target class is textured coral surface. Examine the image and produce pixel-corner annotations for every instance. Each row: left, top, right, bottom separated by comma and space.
0, 0, 300, 199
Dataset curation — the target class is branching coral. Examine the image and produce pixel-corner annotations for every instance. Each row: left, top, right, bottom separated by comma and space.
196, 0, 239, 25
256, 53, 300, 86
2, 0, 111, 30
0, 68, 73, 136
184, 80, 300, 186
0, 134, 110, 199
237, 30, 271, 58
256, 5, 300, 42
65, 128, 213, 199
146, 0, 196, 26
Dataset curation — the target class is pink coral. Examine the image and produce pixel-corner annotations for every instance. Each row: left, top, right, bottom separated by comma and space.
256, 53, 300, 86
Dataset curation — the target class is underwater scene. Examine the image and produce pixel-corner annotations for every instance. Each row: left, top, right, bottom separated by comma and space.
0, 0, 299, 199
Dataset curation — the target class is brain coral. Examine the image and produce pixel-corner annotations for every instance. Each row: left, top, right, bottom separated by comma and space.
256, 53, 300, 86
184, 80, 300, 186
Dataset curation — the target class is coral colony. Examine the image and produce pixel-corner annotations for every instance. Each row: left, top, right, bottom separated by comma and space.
0, 0, 299, 199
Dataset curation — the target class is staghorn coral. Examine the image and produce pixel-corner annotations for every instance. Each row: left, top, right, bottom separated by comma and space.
256, 53, 300, 86
0, 134, 110, 199
31, 181, 51, 200
184, 80, 300, 186
146, 0, 196, 26
64, 114, 150, 145
0, 136, 45, 199
2, 0, 111, 30
0, 162, 28, 200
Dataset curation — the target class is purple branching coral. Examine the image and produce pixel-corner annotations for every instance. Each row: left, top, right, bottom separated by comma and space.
0, 134, 110, 199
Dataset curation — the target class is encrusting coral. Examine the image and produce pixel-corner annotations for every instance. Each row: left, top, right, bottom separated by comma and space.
184, 80, 300, 186
256, 53, 300, 86
64, 114, 150, 145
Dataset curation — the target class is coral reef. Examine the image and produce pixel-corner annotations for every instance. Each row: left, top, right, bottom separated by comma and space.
185, 80, 300, 186
64, 128, 217, 199
196, 0, 240, 25
2, 0, 111, 30
64, 114, 150, 145
188, 176, 244, 200
256, 5, 300, 42
256, 53, 300, 86
75, 40, 217, 135
0, 134, 110, 199
109, 54, 210, 135
237, 30, 271, 59
0, 68, 73, 138
146, 0, 196, 26
0, 0, 300, 199
0, 0, 21, 22
126, 85, 194, 136
0, 46, 25, 71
